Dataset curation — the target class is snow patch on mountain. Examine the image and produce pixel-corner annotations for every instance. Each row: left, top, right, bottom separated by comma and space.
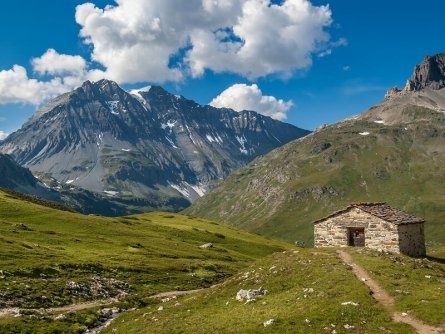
106, 101, 120, 115
236, 135, 248, 154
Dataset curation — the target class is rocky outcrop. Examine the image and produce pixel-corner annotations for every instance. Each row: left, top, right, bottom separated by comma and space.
384, 86, 401, 100
404, 53, 445, 91
384, 53, 445, 100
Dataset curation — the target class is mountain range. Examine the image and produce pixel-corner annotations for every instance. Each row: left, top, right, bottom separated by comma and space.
186, 53, 445, 245
0, 80, 308, 214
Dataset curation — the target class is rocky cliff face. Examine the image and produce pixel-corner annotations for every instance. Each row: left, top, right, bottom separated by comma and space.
404, 53, 445, 91
385, 53, 445, 99
0, 80, 309, 213
372, 53, 445, 124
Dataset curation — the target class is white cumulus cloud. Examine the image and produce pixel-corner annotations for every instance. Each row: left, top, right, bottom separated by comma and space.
0, 131, 8, 140
32, 48, 87, 77
0, 0, 341, 105
0, 49, 93, 105
76, 0, 334, 82
188, 0, 333, 79
0, 65, 72, 105
210, 83, 293, 120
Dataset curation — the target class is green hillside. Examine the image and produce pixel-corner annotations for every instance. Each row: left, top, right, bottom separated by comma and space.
186, 105, 445, 246
101, 248, 445, 334
0, 189, 288, 333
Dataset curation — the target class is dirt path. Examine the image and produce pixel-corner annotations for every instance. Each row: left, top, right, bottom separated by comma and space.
0, 299, 117, 318
149, 288, 205, 299
0, 286, 213, 319
337, 250, 443, 334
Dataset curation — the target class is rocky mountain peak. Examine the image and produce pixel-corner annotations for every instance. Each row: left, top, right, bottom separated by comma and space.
384, 53, 445, 101
403, 53, 445, 92
0, 80, 309, 214
78, 79, 126, 100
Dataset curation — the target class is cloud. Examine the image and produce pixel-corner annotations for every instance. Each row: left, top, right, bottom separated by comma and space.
343, 65, 351, 71
76, 0, 336, 82
0, 65, 73, 105
0, 48, 93, 105
318, 38, 347, 58
210, 83, 293, 120
0, 0, 342, 104
187, 0, 333, 78
32, 49, 87, 77
0, 131, 8, 140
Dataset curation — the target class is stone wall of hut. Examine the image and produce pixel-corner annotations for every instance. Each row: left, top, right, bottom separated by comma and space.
314, 208, 400, 253
397, 223, 426, 257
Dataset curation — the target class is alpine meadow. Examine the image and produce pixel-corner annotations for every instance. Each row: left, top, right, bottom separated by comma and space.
0, 1, 444, 333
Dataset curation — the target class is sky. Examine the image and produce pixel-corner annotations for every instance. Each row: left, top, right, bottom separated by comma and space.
0, 0, 444, 139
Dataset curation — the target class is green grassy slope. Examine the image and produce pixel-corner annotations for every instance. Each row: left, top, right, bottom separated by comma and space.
351, 248, 445, 325
102, 248, 416, 334
186, 106, 445, 245
0, 189, 288, 332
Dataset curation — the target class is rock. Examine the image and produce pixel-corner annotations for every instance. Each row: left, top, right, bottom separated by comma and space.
157, 306, 164, 311
404, 53, 445, 91
384, 86, 401, 99
64, 277, 130, 299
199, 243, 213, 249
263, 319, 275, 327
315, 124, 328, 131
425, 275, 432, 279
236, 287, 268, 302
341, 301, 359, 306
13, 223, 33, 231
344, 324, 355, 329
303, 288, 314, 294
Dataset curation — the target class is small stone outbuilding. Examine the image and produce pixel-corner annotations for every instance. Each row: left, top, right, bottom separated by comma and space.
313, 203, 426, 257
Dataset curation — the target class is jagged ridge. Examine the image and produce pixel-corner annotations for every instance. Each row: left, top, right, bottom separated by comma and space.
0, 80, 309, 214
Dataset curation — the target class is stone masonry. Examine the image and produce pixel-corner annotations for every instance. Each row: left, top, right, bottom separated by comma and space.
313, 203, 426, 257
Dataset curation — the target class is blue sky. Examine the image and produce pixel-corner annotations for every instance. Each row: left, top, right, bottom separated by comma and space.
0, 0, 444, 136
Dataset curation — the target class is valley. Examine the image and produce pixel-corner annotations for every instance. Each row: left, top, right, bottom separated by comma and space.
0, 190, 288, 332
0, 3, 444, 331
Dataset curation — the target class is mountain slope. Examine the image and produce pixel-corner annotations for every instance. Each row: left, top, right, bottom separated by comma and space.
0, 153, 47, 196
186, 53, 445, 245
0, 153, 150, 216
0, 80, 309, 213
0, 188, 288, 332
103, 247, 445, 334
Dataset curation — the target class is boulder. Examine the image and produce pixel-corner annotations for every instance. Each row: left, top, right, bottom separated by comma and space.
236, 287, 268, 302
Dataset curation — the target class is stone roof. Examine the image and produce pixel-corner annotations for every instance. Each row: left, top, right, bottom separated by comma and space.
313, 202, 425, 225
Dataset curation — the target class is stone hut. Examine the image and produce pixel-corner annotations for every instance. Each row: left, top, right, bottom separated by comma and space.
313, 202, 426, 257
